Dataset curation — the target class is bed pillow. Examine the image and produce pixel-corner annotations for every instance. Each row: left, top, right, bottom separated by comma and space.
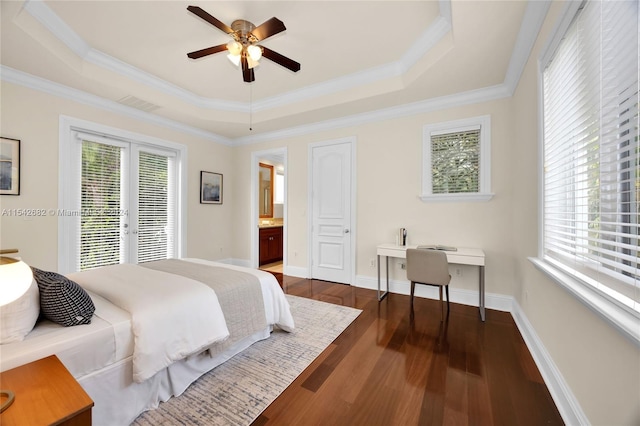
31, 267, 95, 327
0, 278, 40, 344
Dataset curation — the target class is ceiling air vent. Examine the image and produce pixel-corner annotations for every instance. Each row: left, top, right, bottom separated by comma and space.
116, 95, 161, 113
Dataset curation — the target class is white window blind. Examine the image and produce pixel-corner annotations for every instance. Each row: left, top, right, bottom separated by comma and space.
80, 140, 126, 270
542, 0, 639, 310
137, 150, 176, 263
431, 128, 480, 194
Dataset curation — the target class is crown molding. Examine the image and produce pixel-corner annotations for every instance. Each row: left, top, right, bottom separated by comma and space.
1, 63, 510, 147
7, 1, 551, 146
21, 0, 247, 113
23, 0, 90, 57
0, 65, 233, 145
234, 84, 511, 145
21, 0, 453, 113
250, 0, 549, 146
399, 15, 451, 73
84, 49, 247, 112
503, 0, 551, 95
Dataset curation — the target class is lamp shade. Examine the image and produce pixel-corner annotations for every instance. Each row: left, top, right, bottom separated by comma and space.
0, 258, 33, 306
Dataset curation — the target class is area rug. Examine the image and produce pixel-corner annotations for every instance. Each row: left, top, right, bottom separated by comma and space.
132, 295, 362, 426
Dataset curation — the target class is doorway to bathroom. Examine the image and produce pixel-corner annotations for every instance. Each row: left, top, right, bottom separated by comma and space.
251, 148, 286, 274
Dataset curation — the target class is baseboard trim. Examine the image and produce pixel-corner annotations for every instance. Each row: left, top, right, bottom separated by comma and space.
511, 300, 589, 426
222, 262, 584, 423
283, 265, 308, 279
354, 275, 512, 312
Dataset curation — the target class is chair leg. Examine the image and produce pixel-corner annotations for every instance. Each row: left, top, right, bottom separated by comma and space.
445, 285, 450, 315
410, 281, 415, 309
439, 286, 444, 321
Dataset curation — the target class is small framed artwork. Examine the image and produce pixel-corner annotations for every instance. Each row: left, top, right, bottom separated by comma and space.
0, 137, 20, 195
200, 171, 223, 204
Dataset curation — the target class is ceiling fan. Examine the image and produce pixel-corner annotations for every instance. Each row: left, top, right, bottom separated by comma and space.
186, 5, 301, 83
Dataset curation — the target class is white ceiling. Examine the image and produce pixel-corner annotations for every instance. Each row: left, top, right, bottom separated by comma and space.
0, 1, 547, 144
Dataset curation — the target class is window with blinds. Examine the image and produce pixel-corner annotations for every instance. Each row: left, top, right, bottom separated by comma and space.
80, 141, 125, 270
421, 115, 493, 202
137, 151, 176, 263
542, 0, 639, 311
431, 129, 480, 194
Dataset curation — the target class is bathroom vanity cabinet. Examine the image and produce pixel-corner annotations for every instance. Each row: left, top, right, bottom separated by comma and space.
259, 226, 283, 266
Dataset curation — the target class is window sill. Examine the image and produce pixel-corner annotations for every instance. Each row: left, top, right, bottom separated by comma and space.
529, 257, 640, 347
419, 192, 494, 203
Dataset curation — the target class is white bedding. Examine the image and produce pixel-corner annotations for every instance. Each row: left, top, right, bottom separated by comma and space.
0, 291, 133, 377
68, 263, 230, 383
2, 259, 294, 426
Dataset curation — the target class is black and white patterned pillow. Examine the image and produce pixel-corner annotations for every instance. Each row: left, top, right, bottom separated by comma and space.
31, 267, 95, 327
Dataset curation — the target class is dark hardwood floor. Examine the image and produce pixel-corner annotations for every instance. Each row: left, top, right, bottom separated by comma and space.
253, 274, 564, 426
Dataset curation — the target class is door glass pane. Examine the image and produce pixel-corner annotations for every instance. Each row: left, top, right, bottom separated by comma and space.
138, 151, 175, 263
80, 141, 123, 270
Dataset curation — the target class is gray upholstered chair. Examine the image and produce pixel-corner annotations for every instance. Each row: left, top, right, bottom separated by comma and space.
406, 248, 451, 320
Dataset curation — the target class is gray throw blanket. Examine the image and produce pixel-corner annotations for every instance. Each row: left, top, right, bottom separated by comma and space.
141, 259, 267, 355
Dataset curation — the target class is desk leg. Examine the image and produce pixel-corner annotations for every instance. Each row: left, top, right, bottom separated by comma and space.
377, 254, 389, 301
479, 265, 486, 322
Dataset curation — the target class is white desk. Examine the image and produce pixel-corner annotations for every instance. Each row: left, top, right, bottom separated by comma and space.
376, 244, 486, 321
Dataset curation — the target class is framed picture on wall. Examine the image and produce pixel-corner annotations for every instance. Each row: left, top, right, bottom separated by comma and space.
0, 137, 20, 195
200, 171, 223, 204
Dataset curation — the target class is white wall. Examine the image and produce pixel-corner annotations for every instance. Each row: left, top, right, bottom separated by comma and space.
509, 2, 640, 425
233, 98, 515, 296
0, 81, 235, 269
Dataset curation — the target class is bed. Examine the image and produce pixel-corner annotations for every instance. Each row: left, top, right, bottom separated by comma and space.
0, 258, 294, 426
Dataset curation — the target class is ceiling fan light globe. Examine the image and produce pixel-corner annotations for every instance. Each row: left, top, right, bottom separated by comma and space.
247, 56, 260, 69
227, 53, 241, 67
247, 45, 263, 61
226, 40, 242, 56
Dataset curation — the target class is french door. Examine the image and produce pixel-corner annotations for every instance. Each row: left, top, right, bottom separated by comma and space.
73, 132, 178, 271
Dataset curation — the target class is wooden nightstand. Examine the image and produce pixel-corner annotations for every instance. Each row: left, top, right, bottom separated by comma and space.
0, 355, 93, 426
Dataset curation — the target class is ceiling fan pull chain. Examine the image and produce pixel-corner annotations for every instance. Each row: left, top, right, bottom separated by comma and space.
249, 83, 253, 131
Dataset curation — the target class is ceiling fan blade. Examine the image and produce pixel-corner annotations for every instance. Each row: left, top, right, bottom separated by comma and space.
250, 17, 286, 41
187, 6, 234, 34
261, 47, 301, 72
241, 56, 255, 82
187, 44, 227, 59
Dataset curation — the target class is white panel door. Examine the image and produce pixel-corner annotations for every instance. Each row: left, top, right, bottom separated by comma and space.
311, 141, 352, 284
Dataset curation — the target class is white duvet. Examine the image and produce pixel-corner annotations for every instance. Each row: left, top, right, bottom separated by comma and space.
68, 264, 230, 383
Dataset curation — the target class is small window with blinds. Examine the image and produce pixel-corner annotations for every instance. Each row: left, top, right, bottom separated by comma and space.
541, 0, 639, 315
421, 115, 493, 202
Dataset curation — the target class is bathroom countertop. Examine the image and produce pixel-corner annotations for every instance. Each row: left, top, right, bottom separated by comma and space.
258, 223, 283, 229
